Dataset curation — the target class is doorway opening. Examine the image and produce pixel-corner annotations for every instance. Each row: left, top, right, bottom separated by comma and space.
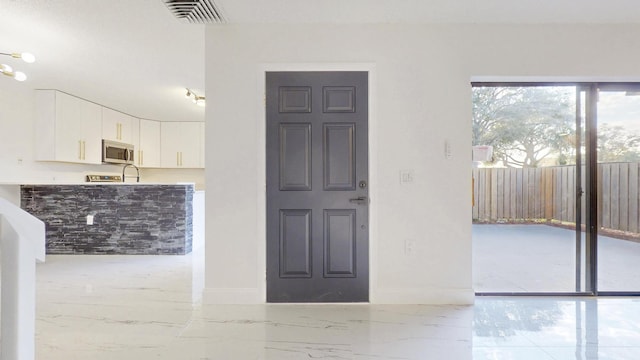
472, 83, 640, 296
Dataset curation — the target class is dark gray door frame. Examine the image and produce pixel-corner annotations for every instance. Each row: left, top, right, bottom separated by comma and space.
584, 84, 598, 294
574, 88, 583, 292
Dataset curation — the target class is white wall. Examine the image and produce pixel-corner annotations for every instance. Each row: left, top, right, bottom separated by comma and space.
141, 168, 204, 190
0, 185, 20, 205
0, 82, 205, 201
204, 23, 640, 304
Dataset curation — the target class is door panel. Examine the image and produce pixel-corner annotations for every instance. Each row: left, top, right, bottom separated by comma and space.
324, 209, 357, 278
279, 87, 312, 113
279, 123, 312, 191
323, 123, 356, 190
279, 210, 312, 278
266, 71, 368, 302
323, 86, 356, 112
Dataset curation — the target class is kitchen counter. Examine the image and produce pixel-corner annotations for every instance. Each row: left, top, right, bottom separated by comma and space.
20, 184, 194, 255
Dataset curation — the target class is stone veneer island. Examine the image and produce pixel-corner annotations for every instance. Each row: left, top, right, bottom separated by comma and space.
20, 184, 193, 255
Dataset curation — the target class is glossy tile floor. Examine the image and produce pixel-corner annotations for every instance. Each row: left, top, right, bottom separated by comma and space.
33, 247, 640, 359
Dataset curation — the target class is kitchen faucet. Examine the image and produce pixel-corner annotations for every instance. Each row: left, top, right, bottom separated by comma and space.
122, 164, 140, 183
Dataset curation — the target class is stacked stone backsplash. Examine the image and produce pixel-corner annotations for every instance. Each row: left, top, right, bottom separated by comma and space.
20, 185, 193, 255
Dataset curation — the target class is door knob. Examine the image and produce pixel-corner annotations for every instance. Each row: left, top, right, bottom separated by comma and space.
349, 196, 369, 205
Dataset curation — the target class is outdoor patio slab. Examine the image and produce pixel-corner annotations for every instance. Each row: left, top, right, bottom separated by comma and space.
473, 224, 640, 293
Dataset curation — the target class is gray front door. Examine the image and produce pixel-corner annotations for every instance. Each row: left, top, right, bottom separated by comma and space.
266, 71, 369, 302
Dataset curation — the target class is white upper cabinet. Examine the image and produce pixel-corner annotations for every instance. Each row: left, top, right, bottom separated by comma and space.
131, 117, 140, 157
160, 122, 203, 168
200, 122, 205, 166
35, 90, 102, 164
36, 90, 204, 169
138, 119, 161, 168
102, 107, 135, 144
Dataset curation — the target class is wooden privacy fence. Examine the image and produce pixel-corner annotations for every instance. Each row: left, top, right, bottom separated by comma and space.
472, 163, 640, 233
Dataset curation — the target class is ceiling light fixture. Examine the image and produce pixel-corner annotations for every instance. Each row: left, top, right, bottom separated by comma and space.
0, 51, 36, 81
185, 88, 206, 107
0, 52, 36, 63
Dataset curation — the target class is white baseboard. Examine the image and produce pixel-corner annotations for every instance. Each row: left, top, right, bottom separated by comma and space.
371, 287, 475, 305
202, 287, 264, 304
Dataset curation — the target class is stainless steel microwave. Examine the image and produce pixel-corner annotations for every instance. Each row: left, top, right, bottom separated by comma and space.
102, 140, 134, 164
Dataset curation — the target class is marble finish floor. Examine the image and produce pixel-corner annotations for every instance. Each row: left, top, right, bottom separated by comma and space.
32, 250, 640, 359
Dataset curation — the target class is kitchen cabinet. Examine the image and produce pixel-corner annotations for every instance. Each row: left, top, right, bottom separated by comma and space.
160, 122, 203, 168
131, 117, 140, 158
35, 90, 102, 164
102, 107, 135, 144
200, 122, 205, 165
138, 119, 161, 168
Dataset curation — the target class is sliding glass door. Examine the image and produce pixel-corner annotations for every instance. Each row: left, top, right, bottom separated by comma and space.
596, 85, 640, 293
472, 85, 587, 293
473, 82, 640, 295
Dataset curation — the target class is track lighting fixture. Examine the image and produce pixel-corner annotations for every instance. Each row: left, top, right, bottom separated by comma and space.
0, 51, 35, 81
185, 88, 205, 106
0, 64, 26, 81
1, 52, 36, 63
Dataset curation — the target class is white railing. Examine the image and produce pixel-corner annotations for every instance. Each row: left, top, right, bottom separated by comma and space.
0, 197, 45, 360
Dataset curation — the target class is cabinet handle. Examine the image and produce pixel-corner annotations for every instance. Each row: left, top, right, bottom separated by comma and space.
180, 152, 183, 166
177, 152, 180, 166
82, 141, 86, 160
78, 140, 82, 160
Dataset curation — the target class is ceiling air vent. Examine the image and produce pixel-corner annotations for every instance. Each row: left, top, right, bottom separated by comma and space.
162, 0, 226, 24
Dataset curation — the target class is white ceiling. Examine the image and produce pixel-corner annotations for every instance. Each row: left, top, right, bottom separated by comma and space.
1, 0, 640, 123
217, 0, 640, 24
0, 0, 205, 122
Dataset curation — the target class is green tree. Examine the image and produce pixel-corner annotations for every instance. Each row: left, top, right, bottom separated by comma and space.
473, 86, 575, 168
598, 123, 640, 162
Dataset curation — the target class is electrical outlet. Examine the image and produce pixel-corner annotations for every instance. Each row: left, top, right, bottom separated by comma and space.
400, 170, 415, 184
86, 215, 94, 225
405, 239, 416, 255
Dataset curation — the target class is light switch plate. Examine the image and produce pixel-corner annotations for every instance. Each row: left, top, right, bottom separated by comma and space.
444, 139, 452, 159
